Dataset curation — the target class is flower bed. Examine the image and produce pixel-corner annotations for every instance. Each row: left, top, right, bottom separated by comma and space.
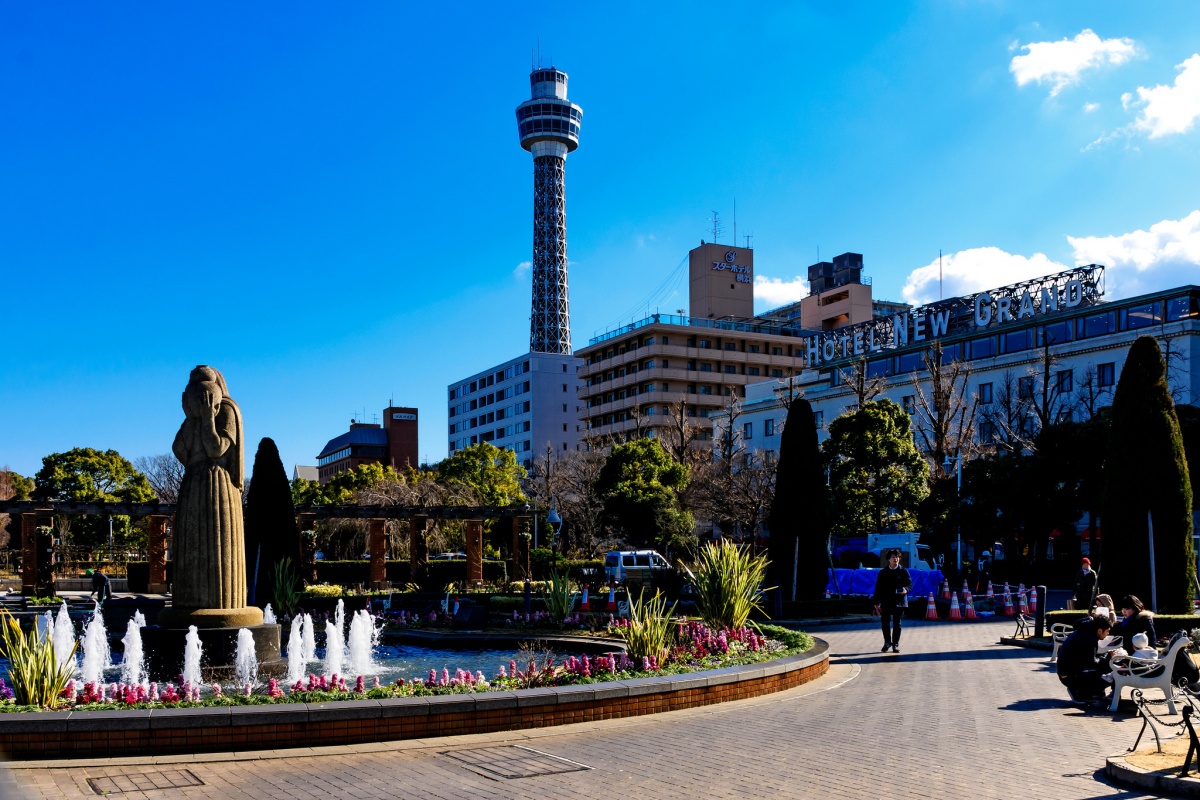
0, 623, 811, 714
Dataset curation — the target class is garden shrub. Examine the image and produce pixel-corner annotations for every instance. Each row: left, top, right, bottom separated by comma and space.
693, 540, 771, 630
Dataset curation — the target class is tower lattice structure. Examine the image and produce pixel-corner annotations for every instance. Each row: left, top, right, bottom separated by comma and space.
516, 67, 582, 355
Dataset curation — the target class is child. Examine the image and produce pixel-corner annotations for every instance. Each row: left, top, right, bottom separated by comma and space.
1130, 632, 1159, 660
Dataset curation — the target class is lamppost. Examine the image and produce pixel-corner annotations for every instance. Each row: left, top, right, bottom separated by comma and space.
943, 453, 963, 578
546, 500, 561, 571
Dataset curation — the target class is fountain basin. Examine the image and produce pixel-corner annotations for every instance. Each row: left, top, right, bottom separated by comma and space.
140, 624, 284, 681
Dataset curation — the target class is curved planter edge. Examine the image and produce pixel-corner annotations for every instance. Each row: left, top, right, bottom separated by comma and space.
0, 639, 829, 760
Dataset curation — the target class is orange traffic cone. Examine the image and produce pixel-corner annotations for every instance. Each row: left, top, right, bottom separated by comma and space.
949, 593, 962, 620
925, 593, 938, 620
961, 579, 969, 595
1017, 591, 1028, 615
1004, 582, 1012, 596
986, 581, 994, 599
941, 580, 951, 600
1029, 587, 1038, 614
1003, 592, 1015, 616
963, 591, 978, 619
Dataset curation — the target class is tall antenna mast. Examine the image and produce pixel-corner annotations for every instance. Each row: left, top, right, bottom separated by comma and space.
744, 232, 753, 249
939, 249, 943, 301
709, 211, 723, 244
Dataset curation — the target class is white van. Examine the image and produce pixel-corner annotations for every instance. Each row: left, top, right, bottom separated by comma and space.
604, 550, 673, 583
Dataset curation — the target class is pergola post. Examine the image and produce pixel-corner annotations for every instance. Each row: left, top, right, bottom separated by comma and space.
465, 519, 483, 584
297, 512, 318, 585
21, 510, 54, 597
409, 516, 429, 584
513, 516, 531, 581
368, 518, 387, 590
147, 514, 170, 593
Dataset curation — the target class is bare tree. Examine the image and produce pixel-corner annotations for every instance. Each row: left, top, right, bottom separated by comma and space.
661, 394, 700, 464
910, 342, 978, 477
529, 448, 608, 556
1026, 343, 1075, 433
1074, 363, 1112, 420
839, 356, 886, 408
980, 370, 1034, 454
1160, 330, 1192, 404
133, 454, 185, 503
773, 376, 805, 413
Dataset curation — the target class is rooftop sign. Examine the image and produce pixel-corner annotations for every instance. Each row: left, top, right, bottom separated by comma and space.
803, 265, 1105, 366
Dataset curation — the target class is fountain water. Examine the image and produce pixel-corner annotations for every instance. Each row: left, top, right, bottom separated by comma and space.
262, 604, 276, 625
79, 608, 112, 686
120, 619, 146, 686
53, 602, 77, 674
182, 625, 203, 687
346, 610, 380, 676
133, 610, 147, 627
334, 599, 345, 638
234, 628, 258, 687
285, 616, 305, 684
301, 614, 317, 663
323, 619, 344, 679
38, 611, 53, 641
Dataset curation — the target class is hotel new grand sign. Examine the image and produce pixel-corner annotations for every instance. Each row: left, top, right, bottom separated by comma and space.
803, 265, 1105, 366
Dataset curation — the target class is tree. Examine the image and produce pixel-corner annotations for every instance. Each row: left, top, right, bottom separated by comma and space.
823, 400, 929, 538
244, 438, 302, 606
1075, 363, 1113, 420
910, 342, 978, 477
435, 443, 527, 507
528, 448, 608, 556
1100, 336, 1195, 613
595, 438, 694, 554
838, 356, 885, 408
32, 448, 155, 552
980, 370, 1033, 454
132, 454, 185, 503
660, 394, 700, 464
0, 467, 34, 550
766, 399, 829, 602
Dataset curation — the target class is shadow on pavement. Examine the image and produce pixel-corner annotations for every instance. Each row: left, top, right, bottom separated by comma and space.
836, 646, 1032, 665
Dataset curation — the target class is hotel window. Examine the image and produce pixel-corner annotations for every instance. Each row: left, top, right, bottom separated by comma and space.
771, 369, 784, 378
978, 382, 993, 404
1057, 369, 1073, 393
699, 339, 711, 349
662, 337, 669, 345
771, 347, 783, 356
687, 383, 696, 393
902, 395, 916, 414
1003, 328, 1035, 354
687, 360, 696, 370
979, 421, 998, 444
867, 359, 891, 379
1123, 301, 1162, 330
724, 343, 737, 351
1098, 362, 1115, 387
724, 365, 737, 374
1167, 296, 1197, 321
743, 422, 753, 439
645, 360, 655, 369
644, 336, 655, 346
661, 383, 669, 392
1041, 321, 1073, 345
1018, 376, 1034, 400
765, 419, 775, 437
747, 367, 760, 376
1057, 408, 1073, 424
698, 385, 713, 395
968, 336, 996, 360
748, 345, 760, 354
1078, 311, 1116, 338
813, 411, 824, 429
700, 363, 712, 372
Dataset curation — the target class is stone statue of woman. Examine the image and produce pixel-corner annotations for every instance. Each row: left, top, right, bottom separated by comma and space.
160, 365, 263, 628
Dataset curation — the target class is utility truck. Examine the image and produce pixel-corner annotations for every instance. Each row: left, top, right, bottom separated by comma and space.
866, 532, 937, 570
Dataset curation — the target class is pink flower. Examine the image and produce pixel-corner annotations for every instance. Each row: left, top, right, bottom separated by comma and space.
355, 676, 365, 693
211, 683, 223, 698
373, 676, 380, 688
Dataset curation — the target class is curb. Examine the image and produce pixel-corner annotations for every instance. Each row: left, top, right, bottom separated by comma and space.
1106, 752, 1200, 797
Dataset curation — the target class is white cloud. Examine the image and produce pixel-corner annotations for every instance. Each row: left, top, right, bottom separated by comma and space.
1010, 29, 1137, 96
754, 275, 808, 309
901, 248, 1069, 306
512, 260, 531, 279
1069, 210, 1200, 297
1083, 102, 1101, 113
1126, 54, 1200, 138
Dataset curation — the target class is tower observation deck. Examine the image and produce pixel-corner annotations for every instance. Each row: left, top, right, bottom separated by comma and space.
516, 67, 582, 355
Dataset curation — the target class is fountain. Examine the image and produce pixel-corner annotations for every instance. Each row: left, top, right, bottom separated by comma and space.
323, 618, 345, 679
346, 610, 380, 676
234, 628, 258, 687
285, 616, 305, 684
37, 610, 53, 642
262, 604, 276, 625
53, 602, 77, 674
80, 608, 112, 686
301, 613, 316, 663
182, 625, 203, 687
133, 610, 146, 627
120, 619, 146, 686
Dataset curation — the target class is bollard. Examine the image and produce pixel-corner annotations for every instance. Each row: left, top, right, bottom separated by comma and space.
1034, 584, 1047, 637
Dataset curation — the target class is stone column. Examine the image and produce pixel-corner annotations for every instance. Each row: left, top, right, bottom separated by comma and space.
409, 516, 429, 584
21, 510, 53, 597
147, 515, 170, 593
465, 520, 483, 584
368, 518, 387, 589
513, 516, 531, 581
297, 513, 318, 585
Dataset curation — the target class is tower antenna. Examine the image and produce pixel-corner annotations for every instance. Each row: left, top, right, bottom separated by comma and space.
744, 232, 753, 249
709, 211, 723, 244
939, 249, 943, 301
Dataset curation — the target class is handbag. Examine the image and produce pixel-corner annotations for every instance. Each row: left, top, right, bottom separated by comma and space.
895, 587, 909, 608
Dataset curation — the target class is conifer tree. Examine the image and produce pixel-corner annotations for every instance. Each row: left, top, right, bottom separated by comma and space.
245, 438, 302, 607
767, 399, 829, 602
1100, 336, 1194, 613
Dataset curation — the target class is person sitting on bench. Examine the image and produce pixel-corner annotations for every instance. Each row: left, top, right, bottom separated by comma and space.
1056, 615, 1112, 703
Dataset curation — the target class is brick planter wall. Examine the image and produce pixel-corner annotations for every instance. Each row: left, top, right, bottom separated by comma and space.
0, 641, 828, 760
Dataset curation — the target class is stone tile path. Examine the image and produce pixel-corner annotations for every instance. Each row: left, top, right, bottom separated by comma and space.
2, 619, 1163, 799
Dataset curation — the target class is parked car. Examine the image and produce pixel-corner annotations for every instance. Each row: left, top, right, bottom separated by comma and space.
604, 550, 673, 584
429, 552, 467, 561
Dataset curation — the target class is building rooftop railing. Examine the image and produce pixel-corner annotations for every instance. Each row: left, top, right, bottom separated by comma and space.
588, 313, 812, 346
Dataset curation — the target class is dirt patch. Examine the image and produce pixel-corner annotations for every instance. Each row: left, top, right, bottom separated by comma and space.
1127, 736, 1197, 773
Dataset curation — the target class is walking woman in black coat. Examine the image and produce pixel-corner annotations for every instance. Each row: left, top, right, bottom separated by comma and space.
872, 549, 912, 652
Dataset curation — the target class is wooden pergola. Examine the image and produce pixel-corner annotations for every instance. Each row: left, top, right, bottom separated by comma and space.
0, 501, 535, 596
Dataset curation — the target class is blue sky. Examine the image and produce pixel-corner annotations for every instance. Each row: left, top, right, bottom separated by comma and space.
3, 2, 1199, 479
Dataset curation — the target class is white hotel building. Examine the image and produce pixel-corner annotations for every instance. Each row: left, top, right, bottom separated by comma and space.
718, 267, 1200, 458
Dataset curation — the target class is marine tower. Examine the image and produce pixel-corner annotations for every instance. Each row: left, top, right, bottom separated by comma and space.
516, 66, 582, 354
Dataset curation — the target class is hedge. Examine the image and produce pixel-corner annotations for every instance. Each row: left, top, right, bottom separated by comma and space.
312, 559, 507, 588
528, 549, 605, 582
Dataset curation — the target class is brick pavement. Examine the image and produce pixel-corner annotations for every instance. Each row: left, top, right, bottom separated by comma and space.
1, 619, 1163, 799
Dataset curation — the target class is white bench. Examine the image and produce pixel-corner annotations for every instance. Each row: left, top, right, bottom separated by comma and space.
1109, 636, 1191, 714
1050, 623, 1072, 663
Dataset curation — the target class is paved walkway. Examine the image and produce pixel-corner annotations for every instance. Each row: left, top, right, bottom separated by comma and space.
2, 619, 1163, 799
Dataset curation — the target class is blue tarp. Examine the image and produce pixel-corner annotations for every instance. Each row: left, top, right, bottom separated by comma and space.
826, 568, 945, 599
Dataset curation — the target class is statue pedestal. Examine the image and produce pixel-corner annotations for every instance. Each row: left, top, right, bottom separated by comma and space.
157, 605, 264, 629
141, 622, 285, 683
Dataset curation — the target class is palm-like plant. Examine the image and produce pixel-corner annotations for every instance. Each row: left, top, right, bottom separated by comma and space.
617, 588, 678, 662
272, 558, 302, 618
543, 570, 576, 623
0, 609, 77, 707
693, 540, 772, 630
